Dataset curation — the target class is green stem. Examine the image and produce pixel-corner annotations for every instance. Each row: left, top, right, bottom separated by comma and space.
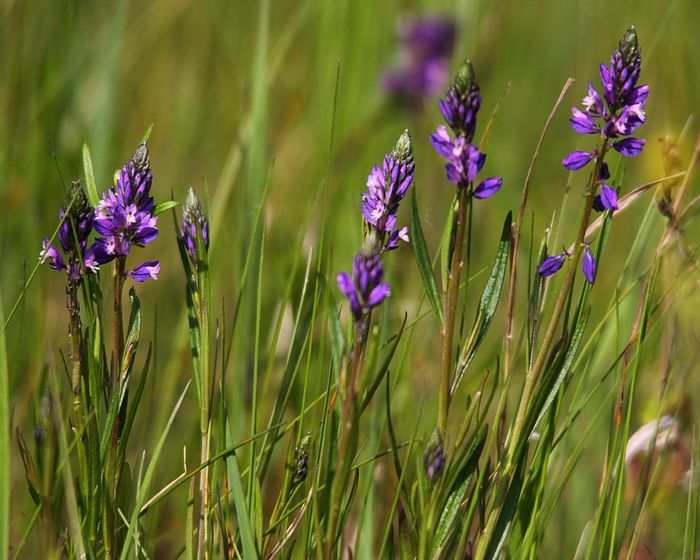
507, 146, 606, 461
196, 253, 211, 559
438, 187, 470, 435
325, 319, 366, 557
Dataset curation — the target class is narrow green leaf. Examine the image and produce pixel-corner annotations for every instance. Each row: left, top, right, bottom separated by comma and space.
82, 143, 100, 207
452, 212, 512, 394
411, 187, 443, 324
153, 200, 180, 216
483, 458, 525, 560
225, 420, 259, 559
140, 123, 154, 144
0, 290, 9, 560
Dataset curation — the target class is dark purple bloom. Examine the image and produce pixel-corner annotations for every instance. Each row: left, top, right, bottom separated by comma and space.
424, 428, 445, 479
180, 187, 209, 267
361, 130, 414, 252
126, 261, 160, 282
570, 107, 600, 134
582, 245, 596, 284
593, 184, 619, 212
438, 61, 481, 141
612, 137, 646, 157
473, 177, 503, 199
292, 432, 311, 485
537, 253, 567, 277
381, 16, 456, 102
39, 181, 97, 280
563, 150, 595, 171
93, 143, 160, 280
337, 252, 391, 322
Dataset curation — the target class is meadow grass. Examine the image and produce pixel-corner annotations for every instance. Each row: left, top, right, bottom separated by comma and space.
2, 0, 700, 558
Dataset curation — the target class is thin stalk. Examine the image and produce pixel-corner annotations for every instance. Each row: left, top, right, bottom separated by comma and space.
325, 319, 367, 557
438, 187, 470, 434
197, 251, 211, 559
508, 143, 607, 463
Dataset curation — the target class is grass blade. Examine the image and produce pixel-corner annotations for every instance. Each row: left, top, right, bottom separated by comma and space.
411, 187, 443, 324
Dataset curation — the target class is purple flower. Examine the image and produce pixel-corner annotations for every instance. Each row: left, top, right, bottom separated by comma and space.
563, 150, 595, 171
39, 181, 96, 281
127, 261, 160, 282
180, 187, 209, 267
361, 130, 414, 252
582, 245, 596, 284
424, 428, 445, 479
438, 60, 481, 141
564, 27, 647, 172
337, 252, 391, 322
93, 143, 160, 280
537, 253, 567, 277
593, 184, 619, 212
431, 62, 503, 197
381, 16, 456, 102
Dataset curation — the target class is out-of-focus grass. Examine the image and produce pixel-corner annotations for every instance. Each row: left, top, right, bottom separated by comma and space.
1, 0, 699, 555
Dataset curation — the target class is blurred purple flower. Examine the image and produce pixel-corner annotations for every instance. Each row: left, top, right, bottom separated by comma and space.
181, 187, 209, 267
337, 252, 390, 322
361, 130, 414, 252
39, 181, 97, 280
563, 27, 647, 169
537, 253, 568, 277
93, 143, 160, 280
381, 16, 456, 102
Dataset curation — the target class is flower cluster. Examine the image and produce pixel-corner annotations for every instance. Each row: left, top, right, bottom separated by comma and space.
563, 26, 647, 172
381, 16, 456, 102
181, 187, 209, 267
361, 131, 414, 252
291, 432, 311, 485
430, 61, 502, 198
40, 181, 98, 280
541, 28, 647, 286
93, 143, 160, 282
337, 252, 391, 323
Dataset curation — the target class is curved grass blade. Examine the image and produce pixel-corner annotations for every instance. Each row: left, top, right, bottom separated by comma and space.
411, 187, 443, 324
82, 143, 100, 207
0, 290, 9, 560
452, 212, 512, 394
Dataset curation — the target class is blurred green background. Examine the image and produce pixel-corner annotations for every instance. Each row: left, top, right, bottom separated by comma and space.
2, 0, 699, 555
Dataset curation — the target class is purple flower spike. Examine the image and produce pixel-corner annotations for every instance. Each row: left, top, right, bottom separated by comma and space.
438, 60, 481, 140
582, 245, 596, 285
538, 253, 567, 277
127, 261, 160, 282
337, 252, 391, 322
473, 177, 502, 199
361, 131, 414, 252
612, 137, 645, 157
40, 239, 66, 272
93, 143, 159, 272
181, 187, 209, 267
563, 151, 594, 171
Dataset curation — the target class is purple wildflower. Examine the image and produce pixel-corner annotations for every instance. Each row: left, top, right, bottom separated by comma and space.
127, 261, 160, 282
582, 245, 597, 284
563, 27, 647, 169
430, 61, 502, 198
361, 130, 414, 252
537, 253, 568, 277
381, 16, 456, 102
180, 187, 209, 267
39, 181, 97, 280
93, 143, 160, 281
337, 252, 391, 322
424, 428, 445, 479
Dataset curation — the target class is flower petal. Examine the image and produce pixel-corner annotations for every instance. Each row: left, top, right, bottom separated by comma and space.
612, 137, 645, 157
563, 151, 594, 171
473, 177, 502, 199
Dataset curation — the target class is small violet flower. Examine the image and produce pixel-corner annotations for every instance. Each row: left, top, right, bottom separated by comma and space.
337, 252, 391, 322
563, 26, 648, 171
361, 130, 414, 252
430, 61, 502, 198
537, 245, 597, 285
93, 143, 160, 282
180, 187, 209, 268
582, 245, 597, 285
39, 181, 97, 281
381, 16, 456, 103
